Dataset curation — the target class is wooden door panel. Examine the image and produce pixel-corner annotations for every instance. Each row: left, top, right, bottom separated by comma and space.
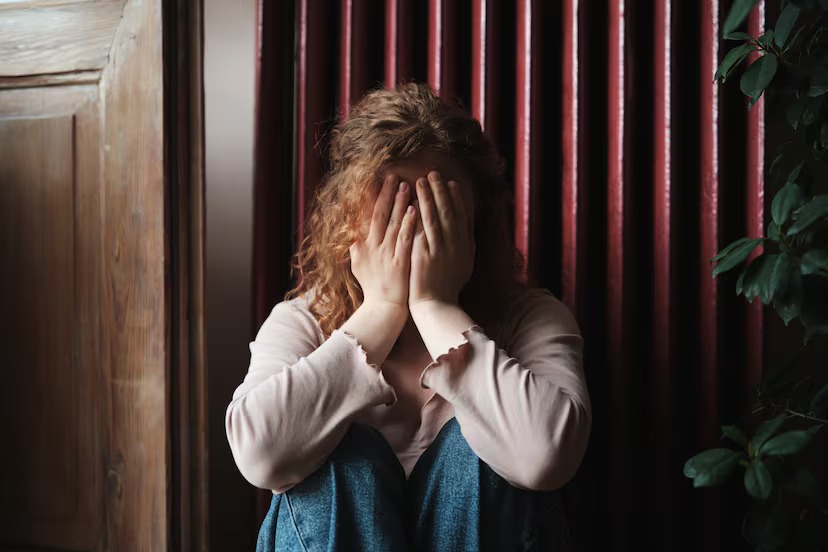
0, 115, 77, 521
0, 89, 103, 550
0, 1, 125, 76
0, 0, 205, 548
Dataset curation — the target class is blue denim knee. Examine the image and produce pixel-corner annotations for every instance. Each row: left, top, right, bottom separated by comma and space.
258, 418, 572, 552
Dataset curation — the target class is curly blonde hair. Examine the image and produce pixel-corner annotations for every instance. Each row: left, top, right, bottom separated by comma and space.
285, 82, 528, 337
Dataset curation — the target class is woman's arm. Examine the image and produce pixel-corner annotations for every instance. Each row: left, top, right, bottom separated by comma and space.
227, 172, 419, 493
410, 290, 592, 492
225, 299, 406, 493
408, 171, 591, 491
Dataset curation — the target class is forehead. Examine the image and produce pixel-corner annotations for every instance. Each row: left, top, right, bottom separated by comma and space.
382, 152, 476, 217
385, 151, 471, 184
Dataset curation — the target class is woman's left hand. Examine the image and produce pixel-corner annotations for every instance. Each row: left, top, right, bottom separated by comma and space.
409, 171, 475, 307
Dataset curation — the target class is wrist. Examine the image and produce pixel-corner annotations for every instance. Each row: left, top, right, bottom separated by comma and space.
409, 297, 457, 315
360, 298, 409, 323
408, 300, 477, 362
409, 299, 460, 327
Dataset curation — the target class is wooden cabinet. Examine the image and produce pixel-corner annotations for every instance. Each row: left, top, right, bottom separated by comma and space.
0, 1, 205, 550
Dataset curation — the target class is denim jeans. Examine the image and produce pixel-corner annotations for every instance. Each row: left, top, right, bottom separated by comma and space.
256, 417, 573, 551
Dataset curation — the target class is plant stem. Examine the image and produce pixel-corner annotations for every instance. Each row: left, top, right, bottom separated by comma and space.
755, 401, 828, 424
784, 408, 828, 424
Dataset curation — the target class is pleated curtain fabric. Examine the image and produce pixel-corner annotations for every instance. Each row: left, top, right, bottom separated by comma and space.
253, 1, 767, 549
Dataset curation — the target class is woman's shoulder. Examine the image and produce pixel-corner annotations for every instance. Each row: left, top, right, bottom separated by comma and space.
501, 285, 561, 314
265, 291, 311, 317
258, 291, 325, 343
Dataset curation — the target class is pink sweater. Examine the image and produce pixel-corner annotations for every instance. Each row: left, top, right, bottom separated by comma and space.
225, 287, 591, 494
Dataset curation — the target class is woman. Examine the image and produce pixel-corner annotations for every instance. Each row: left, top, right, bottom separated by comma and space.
226, 82, 592, 551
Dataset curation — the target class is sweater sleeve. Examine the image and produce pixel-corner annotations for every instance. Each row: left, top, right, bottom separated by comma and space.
225, 300, 398, 493
418, 289, 591, 491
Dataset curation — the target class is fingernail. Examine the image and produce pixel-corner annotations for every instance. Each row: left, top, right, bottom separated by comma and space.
399, 181, 408, 193
406, 205, 414, 215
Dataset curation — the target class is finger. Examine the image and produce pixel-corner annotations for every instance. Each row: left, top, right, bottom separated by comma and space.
412, 199, 424, 235
427, 171, 454, 240
383, 180, 411, 246
446, 180, 468, 229
394, 204, 417, 262
412, 219, 429, 256
368, 173, 398, 244
416, 176, 441, 253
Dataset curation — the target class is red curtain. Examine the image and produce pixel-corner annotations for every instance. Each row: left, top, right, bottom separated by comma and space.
253, 1, 769, 549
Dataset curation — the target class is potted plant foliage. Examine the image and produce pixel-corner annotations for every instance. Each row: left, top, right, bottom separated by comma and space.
684, 0, 828, 549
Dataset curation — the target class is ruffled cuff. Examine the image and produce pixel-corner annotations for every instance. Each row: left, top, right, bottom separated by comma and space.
418, 324, 486, 391
333, 329, 398, 407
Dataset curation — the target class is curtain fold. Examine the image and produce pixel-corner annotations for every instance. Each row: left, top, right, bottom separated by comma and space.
252, 1, 768, 548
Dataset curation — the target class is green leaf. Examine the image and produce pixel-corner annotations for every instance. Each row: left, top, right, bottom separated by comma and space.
801, 250, 828, 276
740, 54, 778, 104
725, 31, 756, 41
774, 297, 801, 326
804, 323, 828, 343
786, 101, 806, 129
770, 151, 786, 174
683, 448, 742, 487
782, 24, 805, 53
791, 227, 818, 249
809, 84, 828, 99
757, 30, 775, 48
801, 96, 825, 127
712, 237, 754, 262
722, 425, 748, 446
738, 255, 782, 303
768, 221, 783, 242
809, 383, 828, 414
771, 182, 807, 225
774, 5, 800, 46
723, 0, 760, 37
762, 253, 792, 303
760, 426, 820, 456
737, 256, 764, 298
773, 268, 802, 325
736, 265, 750, 295
808, 67, 828, 96
806, 19, 825, 50
714, 43, 757, 82
712, 238, 764, 277
787, 161, 804, 183
787, 195, 828, 235
744, 460, 773, 499
751, 414, 786, 452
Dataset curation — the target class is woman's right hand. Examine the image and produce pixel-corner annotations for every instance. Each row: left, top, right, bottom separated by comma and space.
349, 172, 418, 311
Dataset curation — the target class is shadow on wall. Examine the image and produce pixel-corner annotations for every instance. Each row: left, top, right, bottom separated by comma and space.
204, 0, 257, 548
